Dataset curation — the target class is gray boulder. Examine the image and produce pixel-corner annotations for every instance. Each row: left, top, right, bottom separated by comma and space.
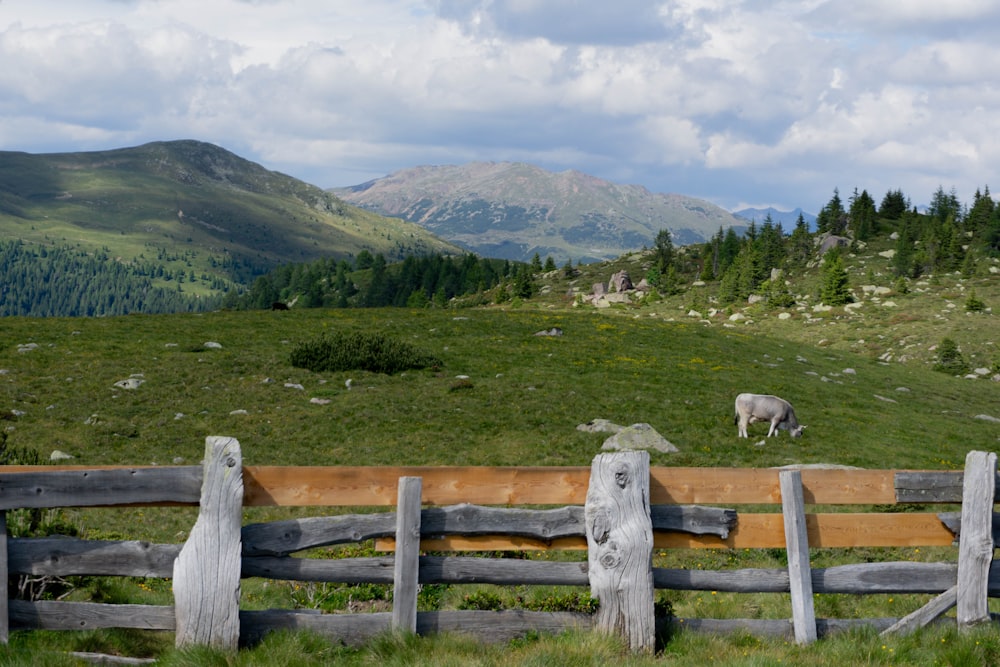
600, 423, 678, 453
609, 270, 633, 293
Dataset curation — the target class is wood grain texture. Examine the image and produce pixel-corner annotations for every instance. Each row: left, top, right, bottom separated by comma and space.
8, 538, 179, 577
239, 466, 898, 507
780, 470, 817, 645
586, 451, 654, 654
881, 585, 957, 636
0, 467, 202, 509
8, 599, 175, 631
0, 512, 7, 644
956, 451, 997, 630
655, 561, 958, 594
392, 477, 421, 633
173, 436, 243, 650
239, 609, 590, 647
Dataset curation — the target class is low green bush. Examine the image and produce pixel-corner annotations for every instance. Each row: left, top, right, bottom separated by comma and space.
934, 337, 969, 375
289, 330, 442, 374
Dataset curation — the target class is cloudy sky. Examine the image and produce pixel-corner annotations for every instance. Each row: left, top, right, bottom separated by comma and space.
1, 0, 998, 214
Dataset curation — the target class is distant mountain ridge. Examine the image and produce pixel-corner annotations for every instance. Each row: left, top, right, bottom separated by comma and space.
332, 162, 747, 263
734, 207, 817, 231
0, 140, 462, 313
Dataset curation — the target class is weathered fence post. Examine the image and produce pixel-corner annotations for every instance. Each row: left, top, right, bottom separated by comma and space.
0, 510, 7, 645
173, 436, 243, 650
780, 469, 817, 644
956, 450, 997, 631
585, 451, 654, 654
392, 476, 422, 634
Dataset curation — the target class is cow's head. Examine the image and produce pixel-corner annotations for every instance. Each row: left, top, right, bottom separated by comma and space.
790, 425, 806, 438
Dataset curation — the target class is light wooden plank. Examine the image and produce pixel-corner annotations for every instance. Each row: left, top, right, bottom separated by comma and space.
586, 451, 654, 654
173, 436, 243, 650
957, 450, 997, 630
392, 477, 421, 634
780, 470, 816, 645
240, 466, 899, 507
0, 465, 906, 508
650, 467, 896, 505
654, 512, 957, 549
242, 466, 591, 506
385, 512, 955, 551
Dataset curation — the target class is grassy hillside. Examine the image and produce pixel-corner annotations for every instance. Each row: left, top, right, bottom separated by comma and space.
2, 306, 993, 477
0, 141, 462, 309
533, 233, 1000, 374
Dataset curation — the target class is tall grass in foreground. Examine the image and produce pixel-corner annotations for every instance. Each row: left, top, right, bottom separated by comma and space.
4, 624, 1000, 666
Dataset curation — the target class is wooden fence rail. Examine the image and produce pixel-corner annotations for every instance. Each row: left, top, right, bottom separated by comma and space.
0, 437, 998, 654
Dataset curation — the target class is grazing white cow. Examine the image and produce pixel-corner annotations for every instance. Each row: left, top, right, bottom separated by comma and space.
734, 393, 805, 438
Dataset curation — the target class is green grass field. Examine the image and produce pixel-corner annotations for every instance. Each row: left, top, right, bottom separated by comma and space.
2, 305, 999, 664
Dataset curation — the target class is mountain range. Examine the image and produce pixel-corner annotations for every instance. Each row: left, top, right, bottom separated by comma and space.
733, 206, 817, 230
331, 162, 749, 264
1, 140, 820, 316
0, 140, 462, 292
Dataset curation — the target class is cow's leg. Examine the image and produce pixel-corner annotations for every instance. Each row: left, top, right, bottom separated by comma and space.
767, 419, 779, 437
738, 416, 749, 437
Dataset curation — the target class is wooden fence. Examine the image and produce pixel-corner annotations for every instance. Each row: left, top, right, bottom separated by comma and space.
0, 436, 997, 656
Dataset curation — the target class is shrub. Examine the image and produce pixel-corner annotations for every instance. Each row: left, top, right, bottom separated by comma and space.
966, 290, 986, 312
290, 330, 442, 374
934, 337, 969, 375
458, 590, 505, 611
521, 591, 599, 613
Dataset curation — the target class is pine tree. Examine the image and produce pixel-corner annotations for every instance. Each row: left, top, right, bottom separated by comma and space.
787, 213, 812, 266
893, 215, 917, 277
817, 188, 847, 235
928, 186, 962, 224
719, 227, 741, 273
820, 249, 852, 306
849, 189, 878, 240
755, 216, 786, 276
966, 186, 995, 239
879, 189, 908, 220
530, 253, 543, 273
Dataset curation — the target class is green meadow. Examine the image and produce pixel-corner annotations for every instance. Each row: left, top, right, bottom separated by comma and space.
1, 305, 999, 664
3, 306, 995, 472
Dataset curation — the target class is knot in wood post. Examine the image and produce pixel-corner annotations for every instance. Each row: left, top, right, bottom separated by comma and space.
612, 460, 632, 489
585, 451, 654, 654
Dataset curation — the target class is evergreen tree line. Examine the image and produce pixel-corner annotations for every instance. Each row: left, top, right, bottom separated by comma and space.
0, 240, 222, 317
232, 251, 529, 310
642, 184, 1000, 309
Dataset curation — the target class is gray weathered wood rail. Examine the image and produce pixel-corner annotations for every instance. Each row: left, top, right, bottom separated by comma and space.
0, 439, 998, 652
